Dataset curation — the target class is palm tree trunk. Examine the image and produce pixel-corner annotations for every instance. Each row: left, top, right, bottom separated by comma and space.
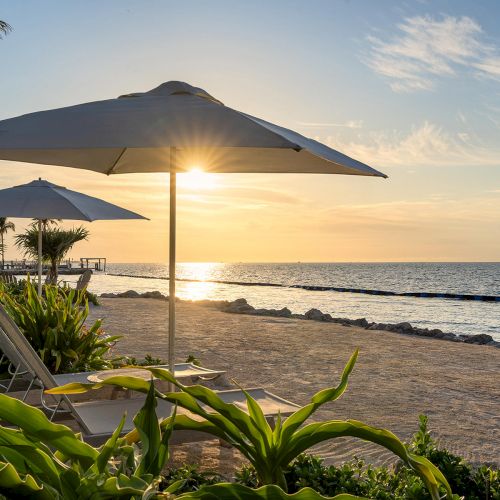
1, 233, 4, 270
48, 258, 58, 285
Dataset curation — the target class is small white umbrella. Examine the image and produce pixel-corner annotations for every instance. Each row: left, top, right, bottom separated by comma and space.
0, 178, 147, 294
0, 81, 387, 377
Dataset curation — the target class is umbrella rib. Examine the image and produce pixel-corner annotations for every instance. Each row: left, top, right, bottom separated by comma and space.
106, 147, 127, 175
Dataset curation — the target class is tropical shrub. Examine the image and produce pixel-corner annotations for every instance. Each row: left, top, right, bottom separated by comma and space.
0, 386, 366, 499
236, 417, 499, 499
0, 384, 181, 499
120, 354, 165, 367
0, 279, 119, 373
160, 465, 222, 494
405, 415, 499, 499
49, 350, 453, 499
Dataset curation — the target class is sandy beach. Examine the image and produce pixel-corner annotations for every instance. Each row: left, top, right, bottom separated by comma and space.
87, 297, 500, 472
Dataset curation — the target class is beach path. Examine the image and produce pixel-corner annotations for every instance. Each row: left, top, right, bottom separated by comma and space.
88, 298, 500, 471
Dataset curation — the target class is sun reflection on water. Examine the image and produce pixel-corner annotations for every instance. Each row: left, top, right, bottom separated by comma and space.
174, 262, 222, 301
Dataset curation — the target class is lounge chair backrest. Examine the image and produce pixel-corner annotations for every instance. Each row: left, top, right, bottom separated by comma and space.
0, 306, 56, 391
76, 270, 92, 290
0, 327, 35, 382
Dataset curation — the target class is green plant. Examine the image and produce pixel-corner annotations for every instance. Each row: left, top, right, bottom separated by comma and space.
16, 225, 89, 284
0, 278, 119, 373
49, 351, 452, 499
177, 484, 367, 499
161, 465, 222, 493
405, 415, 499, 499
0, 384, 180, 499
59, 282, 100, 306
185, 355, 201, 367
119, 354, 165, 367
234, 415, 500, 499
0, 20, 12, 39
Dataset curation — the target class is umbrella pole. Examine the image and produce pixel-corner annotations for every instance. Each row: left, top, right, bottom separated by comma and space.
37, 219, 43, 296
168, 147, 177, 392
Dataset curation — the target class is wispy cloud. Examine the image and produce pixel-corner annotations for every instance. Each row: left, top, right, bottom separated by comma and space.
364, 15, 500, 92
297, 120, 363, 129
323, 121, 500, 167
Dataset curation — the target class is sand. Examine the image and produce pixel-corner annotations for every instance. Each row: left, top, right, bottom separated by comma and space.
87, 298, 500, 475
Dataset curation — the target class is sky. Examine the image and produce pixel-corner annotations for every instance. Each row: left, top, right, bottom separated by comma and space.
0, 0, 499, 263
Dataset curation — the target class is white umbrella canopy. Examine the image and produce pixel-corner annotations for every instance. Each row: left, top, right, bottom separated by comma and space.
0, 178, 147, 294
0, 80, 387, 379
0, 81, 386, 177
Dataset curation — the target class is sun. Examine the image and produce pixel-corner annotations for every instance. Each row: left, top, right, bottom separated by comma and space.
178, 168, 218, 190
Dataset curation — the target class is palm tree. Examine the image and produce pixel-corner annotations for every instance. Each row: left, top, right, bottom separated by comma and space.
0, 20, 12, 39
16, 226, 89, 284
0, 218, 16, 269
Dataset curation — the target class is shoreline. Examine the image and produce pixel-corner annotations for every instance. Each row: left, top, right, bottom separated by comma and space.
87, 297, 500, 467
99, 290, 500, 348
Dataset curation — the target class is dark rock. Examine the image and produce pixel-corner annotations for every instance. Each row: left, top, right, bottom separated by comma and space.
463, 333, 494, 345
352, 318, 369, 328
304, 308, 326, 321
278, 307, 292, 318
394, 322, 413, 333
141, 290, 167, 300
224, 298, 256, 314
118, 290, 141, 298
441, 333, 457, 341
100, 292, 117, 298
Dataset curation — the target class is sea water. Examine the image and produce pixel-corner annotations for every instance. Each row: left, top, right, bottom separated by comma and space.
83, 262, 499, 340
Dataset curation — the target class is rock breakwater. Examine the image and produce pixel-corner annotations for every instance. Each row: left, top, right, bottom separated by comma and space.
99, 292, 499, 347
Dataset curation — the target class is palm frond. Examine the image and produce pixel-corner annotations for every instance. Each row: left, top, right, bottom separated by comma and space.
0, 20, 12, 39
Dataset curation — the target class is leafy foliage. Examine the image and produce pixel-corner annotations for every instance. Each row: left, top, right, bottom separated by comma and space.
405, 415, 499, 499
0, 20, 11, 39
121, 354, 164, 367
0, 384, 180, 499
0, 278, 119, 373
176, 484, 366, 499
49, 351, 452, 499
236, 417, 499, 499
16, 225, 88, 284
185, 354, 201, 367
161, 465, 222, 494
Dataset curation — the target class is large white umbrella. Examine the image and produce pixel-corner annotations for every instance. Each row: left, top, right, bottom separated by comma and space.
0, 80, 387, 377
0, 178, 147, 294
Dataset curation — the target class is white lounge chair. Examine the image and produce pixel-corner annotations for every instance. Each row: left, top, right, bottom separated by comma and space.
0, 306, 298, 443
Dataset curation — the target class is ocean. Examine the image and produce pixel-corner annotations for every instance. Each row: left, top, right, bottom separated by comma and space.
85, 262, 500, 341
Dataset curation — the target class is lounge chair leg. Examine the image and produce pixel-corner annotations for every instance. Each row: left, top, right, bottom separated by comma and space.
6, 363, 20, 392
22, 376, 36, 402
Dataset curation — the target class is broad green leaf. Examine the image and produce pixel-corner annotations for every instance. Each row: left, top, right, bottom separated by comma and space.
280, 419, 449, 500
134, 381, 162, 477
0, 394, 97, 468
0, 462, 52, 500
46, 375, 153, 395
177, 483, 367, 499
93, 414, 126, 475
